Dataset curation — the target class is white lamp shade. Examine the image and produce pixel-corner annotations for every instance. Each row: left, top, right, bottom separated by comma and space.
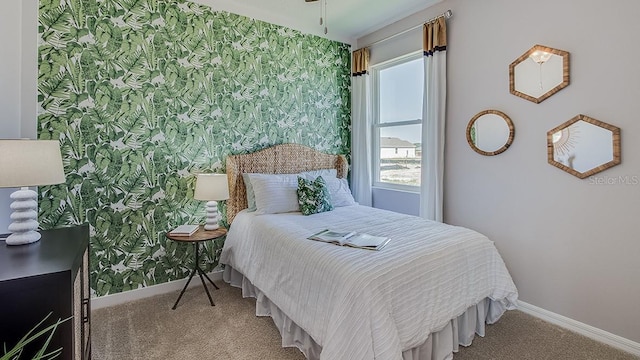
194, 174, 229, 201
0, 140, 66, 188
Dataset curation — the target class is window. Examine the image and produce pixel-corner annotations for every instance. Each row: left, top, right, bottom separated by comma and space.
372, 53, 423, 191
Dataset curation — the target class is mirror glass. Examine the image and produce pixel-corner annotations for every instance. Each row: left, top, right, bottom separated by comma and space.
466, 110, 514, 156
509, 45, 569, 104
547, 115, 621, 178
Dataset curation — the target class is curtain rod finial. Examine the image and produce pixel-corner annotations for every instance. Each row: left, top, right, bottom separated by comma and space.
444, 10, 452, 19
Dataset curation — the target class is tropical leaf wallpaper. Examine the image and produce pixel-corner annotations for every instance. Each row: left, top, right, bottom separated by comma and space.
37, 0, 351, 296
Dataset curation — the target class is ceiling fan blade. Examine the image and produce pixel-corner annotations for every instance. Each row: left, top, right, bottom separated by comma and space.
305, 0, 319, 2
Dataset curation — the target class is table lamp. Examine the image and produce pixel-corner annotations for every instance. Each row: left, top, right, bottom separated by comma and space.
0, 140, 66, 245
193, 174, 229, 230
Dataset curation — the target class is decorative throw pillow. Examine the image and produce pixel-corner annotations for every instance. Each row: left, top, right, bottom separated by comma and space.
298, 170, 355, 207
297, 176, 334, 216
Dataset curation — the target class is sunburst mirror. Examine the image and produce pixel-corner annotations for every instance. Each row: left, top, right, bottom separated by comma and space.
547, 114, 620, 179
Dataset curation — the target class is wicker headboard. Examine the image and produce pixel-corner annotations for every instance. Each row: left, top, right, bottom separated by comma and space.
225, 143, 348, 224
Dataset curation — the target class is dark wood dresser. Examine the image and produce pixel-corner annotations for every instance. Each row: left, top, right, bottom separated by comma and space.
0, 225, 91, 360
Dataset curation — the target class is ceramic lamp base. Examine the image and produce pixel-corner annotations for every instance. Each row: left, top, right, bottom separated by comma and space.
203, 200, 220, 231
6, 187, 41, 246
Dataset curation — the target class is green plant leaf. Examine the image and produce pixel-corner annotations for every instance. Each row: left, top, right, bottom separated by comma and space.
1, 313, 68, 360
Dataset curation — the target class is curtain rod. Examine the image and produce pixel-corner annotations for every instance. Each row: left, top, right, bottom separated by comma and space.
362, 9, 452, 49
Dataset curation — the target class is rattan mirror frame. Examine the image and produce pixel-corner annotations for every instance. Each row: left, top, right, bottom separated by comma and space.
509, 44, 570, 104
466, 110, 515, 156
546, 114, 621, 179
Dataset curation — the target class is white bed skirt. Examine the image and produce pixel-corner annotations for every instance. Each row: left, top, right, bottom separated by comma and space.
223, 266, 509, 360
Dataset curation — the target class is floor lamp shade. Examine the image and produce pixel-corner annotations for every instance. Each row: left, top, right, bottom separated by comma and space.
0, 140, 66, 245
194, 174, 229, 230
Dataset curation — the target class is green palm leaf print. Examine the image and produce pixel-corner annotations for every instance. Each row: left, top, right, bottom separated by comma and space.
38, 0, 351, 297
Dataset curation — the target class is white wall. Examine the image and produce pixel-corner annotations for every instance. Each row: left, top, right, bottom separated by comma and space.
359, 0, 640, 345
0, 0, 23, 233
21, 0, 38, 140
0, 0, 38, 233
0, 1, 21, 139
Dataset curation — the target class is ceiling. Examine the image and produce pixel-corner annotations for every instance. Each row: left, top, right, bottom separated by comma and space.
191, 0, 443, 44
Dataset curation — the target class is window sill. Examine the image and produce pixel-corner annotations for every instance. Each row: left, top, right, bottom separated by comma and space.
372, 184, 420, 194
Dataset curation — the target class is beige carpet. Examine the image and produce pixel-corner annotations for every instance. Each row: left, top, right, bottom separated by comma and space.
92, 282, 638, 360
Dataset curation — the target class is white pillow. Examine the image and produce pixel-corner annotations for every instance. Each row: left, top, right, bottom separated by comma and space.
249, 173, 300, 214
299, 168, 337, 179
244, 169, 337, 212
242, 173, 257, 212
323, 177, 357, 207
298, 169, 355, 207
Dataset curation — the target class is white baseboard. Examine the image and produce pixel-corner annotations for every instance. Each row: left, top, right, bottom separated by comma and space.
91, 269, 224, 310
518, 301, 640, 356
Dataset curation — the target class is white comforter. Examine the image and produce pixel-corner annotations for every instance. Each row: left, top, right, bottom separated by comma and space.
220, 205, 518, 360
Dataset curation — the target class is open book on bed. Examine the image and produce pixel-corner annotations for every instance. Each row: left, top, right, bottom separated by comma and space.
308, 229, 391, 251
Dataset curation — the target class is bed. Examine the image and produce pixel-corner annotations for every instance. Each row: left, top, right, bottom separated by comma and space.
220, 143, 518, 360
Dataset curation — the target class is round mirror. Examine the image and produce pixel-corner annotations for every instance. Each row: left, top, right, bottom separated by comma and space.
466, 110, 515, 156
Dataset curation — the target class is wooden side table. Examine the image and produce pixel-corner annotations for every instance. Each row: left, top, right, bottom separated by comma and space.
166, 226, 227, 310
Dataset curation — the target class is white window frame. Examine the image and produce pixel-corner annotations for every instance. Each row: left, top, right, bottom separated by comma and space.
371, 51, 423, 193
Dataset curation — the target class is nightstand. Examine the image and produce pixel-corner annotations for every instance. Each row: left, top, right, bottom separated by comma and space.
166, 226, 226, 309
0, 225, 91, 360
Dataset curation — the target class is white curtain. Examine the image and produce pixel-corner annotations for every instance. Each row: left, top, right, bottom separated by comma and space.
420, 18, 447, 222
350, 49, 372, 206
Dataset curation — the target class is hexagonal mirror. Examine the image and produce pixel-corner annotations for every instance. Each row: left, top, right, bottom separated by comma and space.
509, 45, 569, 104
547, 114, 621, 179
